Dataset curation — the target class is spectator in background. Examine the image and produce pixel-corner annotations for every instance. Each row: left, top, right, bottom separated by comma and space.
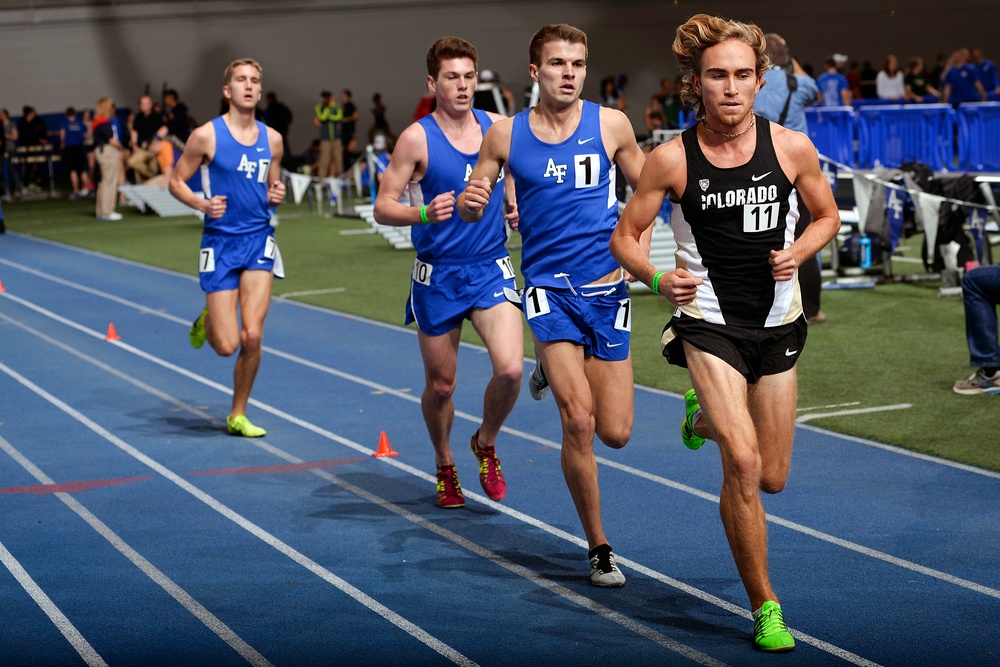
859, 60, 878, 98
162, 89, 190, 142
411, 90, 434, 123
875, 54, 906, 102
658, 75, 686, 129
340, 89, 359, 168
0, 110, 6, 227
953, 265, 1000, 395
969, 48, 1000, 100
17, 105, 50, 190
474, 69, 516, 116
60, 107, 91, 199
644, 93, 666, 137
292, 138, 321, 176
127, 94, 167, 183
141, 134, 176, 189
904, 57, 940, 103
599, 75, 627, 112
313, 89, 343, 178
942, 48, 987, 107
846, 60, 863, 100
264, 92, 293, 167
371, 92, 392, 140
816, 55, 852, 106
91, 97, 123, 221
1, 108, 17, 200
754, 33, 818, 134
81, 108, 95, 193
369, 132, 391, 187
930, 53, 949, 91
754, 32, 824, 325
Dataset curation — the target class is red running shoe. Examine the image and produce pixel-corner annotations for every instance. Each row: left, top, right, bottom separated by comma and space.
470, 430, 507, 501
435, 465, 465, 509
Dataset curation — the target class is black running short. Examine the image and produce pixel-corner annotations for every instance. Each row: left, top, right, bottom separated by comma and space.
660, 314, 807, 384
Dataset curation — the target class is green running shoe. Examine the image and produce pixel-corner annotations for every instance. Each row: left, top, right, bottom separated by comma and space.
681, 389, 706, 450
754, 601, 795, 652
189, 307, 208, 349
227, 414, 266, 438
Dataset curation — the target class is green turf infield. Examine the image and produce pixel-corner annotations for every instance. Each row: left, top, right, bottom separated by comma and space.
4, 196, 997, 472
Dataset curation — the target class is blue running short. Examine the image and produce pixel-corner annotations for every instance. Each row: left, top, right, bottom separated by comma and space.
198, 228, 283, 293
405, 254, 517, 337
522, 279, 631, 361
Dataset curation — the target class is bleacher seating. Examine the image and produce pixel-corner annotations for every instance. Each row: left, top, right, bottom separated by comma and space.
118, 184, 203, 218
353, 203, 414, 250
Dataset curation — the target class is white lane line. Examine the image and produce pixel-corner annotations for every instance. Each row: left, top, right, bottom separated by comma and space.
0, 540, 108, 667
0, 361, 478, 667
1, 310, 882, 666
273, 288, 346, 300
797, 402, 861, 412
0, 436, 273, 667
796, 404, 913, 422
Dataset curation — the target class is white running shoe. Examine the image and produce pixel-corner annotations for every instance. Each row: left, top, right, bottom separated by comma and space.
528, 362, 549, 401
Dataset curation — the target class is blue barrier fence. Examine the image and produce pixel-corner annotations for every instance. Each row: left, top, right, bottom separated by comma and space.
681, 103, 999, 173
957, 102, 1000, 172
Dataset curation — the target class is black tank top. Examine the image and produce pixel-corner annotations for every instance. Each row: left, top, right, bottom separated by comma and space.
675, 116, 802, 328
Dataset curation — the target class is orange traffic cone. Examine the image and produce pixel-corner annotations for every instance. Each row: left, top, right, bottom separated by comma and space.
372, 431, 398, 457
104, 323, 121, 341
0, 278, 5, 292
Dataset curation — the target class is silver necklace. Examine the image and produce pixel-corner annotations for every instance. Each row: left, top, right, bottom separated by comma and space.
700, 114, 755, 139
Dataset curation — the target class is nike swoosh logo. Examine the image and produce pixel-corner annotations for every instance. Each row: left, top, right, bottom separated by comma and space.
607, 342, 624, 348
256, 147, 266, 152
257, 259, 269, 264
751, 172, 771, 182
493, 292, 505, 297
578, 137, 595, 144
785, 348, 798, 356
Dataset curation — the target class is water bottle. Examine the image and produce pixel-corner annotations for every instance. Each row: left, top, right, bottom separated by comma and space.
859, 235, 872, 269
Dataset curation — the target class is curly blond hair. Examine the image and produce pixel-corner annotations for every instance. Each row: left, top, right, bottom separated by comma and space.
672, 14, 769, 119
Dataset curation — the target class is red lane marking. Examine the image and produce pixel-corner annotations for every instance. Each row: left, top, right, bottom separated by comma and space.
0, 476, 154, 495
185, 457, 367, 476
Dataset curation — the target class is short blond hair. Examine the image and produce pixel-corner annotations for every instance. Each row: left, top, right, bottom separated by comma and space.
94, 97, 115, 118
223, 58, 262, 86
673, 14, 769, 119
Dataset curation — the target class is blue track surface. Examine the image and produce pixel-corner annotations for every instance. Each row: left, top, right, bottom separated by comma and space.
1, 233, 998, 666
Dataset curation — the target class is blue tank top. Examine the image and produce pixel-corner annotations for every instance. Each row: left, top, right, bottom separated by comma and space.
203, 117, 272, 235
507, 101, 619, 289
409, 109, 507, 262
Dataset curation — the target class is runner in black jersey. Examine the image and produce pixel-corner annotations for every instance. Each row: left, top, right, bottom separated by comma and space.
611, 14, 840, 653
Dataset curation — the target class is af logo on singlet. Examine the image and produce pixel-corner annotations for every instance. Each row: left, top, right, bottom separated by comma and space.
543, 155, 600, 188
700, 179, 782, 234
237, 154, 271, 183
464, 164, 505, 182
